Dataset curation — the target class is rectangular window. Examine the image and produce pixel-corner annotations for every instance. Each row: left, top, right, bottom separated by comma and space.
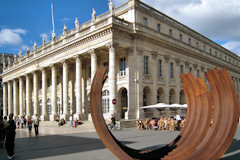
170, 63, 174, 78
196, 42, 199, 48
158, 59, 162, 77
157, 24, 161, 32
210, 48, 212, 54
143, 17, 148, 26
103, 62, 109, 74
144, 56, 149, 75
189, 67, 192, 72
197, 70, 200, 78
120, 57, 126, 76
180, 65, 184, 74
203, 45, 206, 51
179, 34, 182, 41
169, 29, 172, 37
188, 38, 191, 45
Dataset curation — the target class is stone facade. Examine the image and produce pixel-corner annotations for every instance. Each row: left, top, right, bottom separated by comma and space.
1, 0, 240, 120
0, 53, 15, 115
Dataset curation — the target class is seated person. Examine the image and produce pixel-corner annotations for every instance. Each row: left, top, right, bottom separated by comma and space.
58, 118, 66, 126
78, 119, 83, 125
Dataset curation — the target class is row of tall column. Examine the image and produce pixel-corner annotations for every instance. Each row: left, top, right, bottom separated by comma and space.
3, 42, 118, 120
2, 58, 84, 121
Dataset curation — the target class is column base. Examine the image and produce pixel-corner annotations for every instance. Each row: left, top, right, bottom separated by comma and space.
40, 115, 49, 121
50, 114, 59, 121
60, 114, 69, 121
125, 110, 136, 120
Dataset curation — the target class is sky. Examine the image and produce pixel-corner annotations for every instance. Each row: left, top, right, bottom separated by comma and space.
0, 0, 240, 57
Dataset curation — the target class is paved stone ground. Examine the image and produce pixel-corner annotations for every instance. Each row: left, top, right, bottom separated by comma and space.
0, 124, 239, 160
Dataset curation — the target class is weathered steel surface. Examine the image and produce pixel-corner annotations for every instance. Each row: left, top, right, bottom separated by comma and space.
90, 66, 239, 160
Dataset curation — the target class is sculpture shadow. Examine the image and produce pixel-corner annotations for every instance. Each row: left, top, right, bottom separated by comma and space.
221, 139, 240, 160
0, 132, 134, 160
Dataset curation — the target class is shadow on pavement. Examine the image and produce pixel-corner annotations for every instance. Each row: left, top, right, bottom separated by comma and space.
0, 132, 133, 160
221, 139, 240, 160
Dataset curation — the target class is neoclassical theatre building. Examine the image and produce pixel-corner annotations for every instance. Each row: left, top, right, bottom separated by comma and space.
1, 0, 240, 121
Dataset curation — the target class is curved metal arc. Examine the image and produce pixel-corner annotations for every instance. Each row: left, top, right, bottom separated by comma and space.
90, 66, 239, 160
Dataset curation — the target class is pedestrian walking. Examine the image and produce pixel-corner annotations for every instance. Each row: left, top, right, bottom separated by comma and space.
0, 116, 8, 148
16, 117, 21, 128
21, 116, 24, 128
5, 113, 16, 159
27, 117, 33, 136
23, 116, 27, 127
69, 116, 73, 128
109, 114, 117, 130
0, 116, 4, 148
33, 114, 40, 136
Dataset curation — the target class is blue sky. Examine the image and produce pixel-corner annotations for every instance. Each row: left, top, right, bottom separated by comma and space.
1, 0, 240, 56
0, 0, 109, 54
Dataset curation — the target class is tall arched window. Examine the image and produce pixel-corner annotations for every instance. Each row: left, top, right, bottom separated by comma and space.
102, 90, 110, 113
47, 98, 51, 115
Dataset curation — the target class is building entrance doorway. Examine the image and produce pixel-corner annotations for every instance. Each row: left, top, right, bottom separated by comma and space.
120, 88, 128, 119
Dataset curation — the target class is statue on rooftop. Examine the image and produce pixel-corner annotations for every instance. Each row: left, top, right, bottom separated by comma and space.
7, 57, 10, 66
63, 25, 67, 35
75, 17, 79, 30
26, 47, 30, 54
42, 37, 45, 45
109, 0, 114, 15
92, 8, 96, 22
34, 41, 37, 51
52, 32, 56, 40
18, 50, 22, 57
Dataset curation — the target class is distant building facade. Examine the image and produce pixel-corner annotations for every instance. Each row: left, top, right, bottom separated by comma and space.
1, 0, 239, 120
0, 53, 15, 116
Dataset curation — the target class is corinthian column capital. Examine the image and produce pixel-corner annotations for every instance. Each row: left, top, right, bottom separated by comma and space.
88, 48, 95, 55
106, 42, 118, 51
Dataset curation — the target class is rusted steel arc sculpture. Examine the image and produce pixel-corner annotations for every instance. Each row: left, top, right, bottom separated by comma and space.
90, 66, 239, 160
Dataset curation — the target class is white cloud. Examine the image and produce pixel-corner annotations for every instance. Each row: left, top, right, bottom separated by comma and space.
40, 33, 50, 42
222, 41, 240, 56
0, 28, 26, 46
60, 17, 71, 23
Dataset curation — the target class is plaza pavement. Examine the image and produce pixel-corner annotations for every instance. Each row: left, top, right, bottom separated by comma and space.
0, 122, 240, 160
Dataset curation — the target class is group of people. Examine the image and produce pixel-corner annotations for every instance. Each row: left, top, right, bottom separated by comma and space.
56, 116, 84, 128
69, 116, 84, 128
0, 114, 40, 160
26, 114, 40, 136
136, 115, 186, 131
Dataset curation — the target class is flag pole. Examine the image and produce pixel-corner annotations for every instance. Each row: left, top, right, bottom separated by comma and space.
51, 3, 55, 33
